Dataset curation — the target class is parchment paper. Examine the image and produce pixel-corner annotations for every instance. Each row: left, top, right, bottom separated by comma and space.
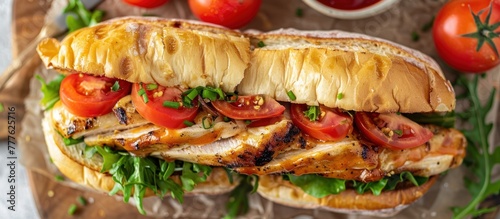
18, 0, 500, 218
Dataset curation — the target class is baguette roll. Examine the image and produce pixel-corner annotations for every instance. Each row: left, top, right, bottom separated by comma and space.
238, 29, 455, 113
37, 17, 251, 92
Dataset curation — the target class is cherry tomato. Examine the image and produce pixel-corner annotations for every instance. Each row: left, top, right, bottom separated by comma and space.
354, 112, 433, 150
188, 0, 262, 29
211, 95, 285, 120
131, 84, 199, 129
433, 0, 500, 73
60, 74, 131, 117
290, 104, 353, 141
122, 0, 169, 8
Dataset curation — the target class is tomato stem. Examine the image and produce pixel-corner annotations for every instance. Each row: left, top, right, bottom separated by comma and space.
462, 2, 500, 57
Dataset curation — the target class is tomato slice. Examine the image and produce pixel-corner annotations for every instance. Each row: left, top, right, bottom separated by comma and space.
60, 74, 132, 117
211, 95, 285, 120
247, 116, 283, 128
131, 84, 199, 129
354, 112, 433, 150
290, 104, 353, 141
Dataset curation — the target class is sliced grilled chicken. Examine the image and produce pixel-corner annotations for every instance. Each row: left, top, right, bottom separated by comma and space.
51, 95, 149, 139
84, 114, 247, 154
235, 125, 466, 182
153, 119, 304, 167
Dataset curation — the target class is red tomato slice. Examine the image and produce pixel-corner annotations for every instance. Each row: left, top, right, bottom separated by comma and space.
131, 84, 199, 129
247, 116, 283, 128
290, 104, 353, 141
211, 95, 285, 120
354, 112, 433, 150
60, 74, 132, 117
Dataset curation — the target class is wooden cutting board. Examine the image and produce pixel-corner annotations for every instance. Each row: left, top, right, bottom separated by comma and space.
12, 1, 150, 218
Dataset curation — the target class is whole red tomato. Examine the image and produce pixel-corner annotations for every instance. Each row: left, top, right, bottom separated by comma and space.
188, 0, 262, 29
122, 0, 169, 8
433, 0, 500, 73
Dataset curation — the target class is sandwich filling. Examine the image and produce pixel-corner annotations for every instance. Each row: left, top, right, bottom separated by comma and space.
39, 72, 466, 212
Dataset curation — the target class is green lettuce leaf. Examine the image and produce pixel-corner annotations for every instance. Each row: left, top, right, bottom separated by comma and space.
286, 172, 428, 198
36, 74, 64, 110
285, 174, 346, 198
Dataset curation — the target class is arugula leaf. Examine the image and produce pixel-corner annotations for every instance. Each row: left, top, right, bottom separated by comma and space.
63, 136, 84, 146
84, 145, 97, 159
95, 146, 121, 173
180, 162, 212, 191
285, 174, 346, 198
93, 146, 213, 215
224, 175, 257, 219
64, 0, 104, 32
36, 74, 65, 110
303, 106, 320, 121
452, 75, 500, 219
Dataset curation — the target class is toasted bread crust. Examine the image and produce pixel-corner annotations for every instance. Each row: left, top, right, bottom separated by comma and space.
37, 17, 250, 92
238, 29, 455, 113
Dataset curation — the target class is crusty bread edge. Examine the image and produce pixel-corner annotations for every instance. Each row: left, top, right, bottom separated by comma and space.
240, 29, 455, 113
257, 174, 438, 217
42, 115, 237, 196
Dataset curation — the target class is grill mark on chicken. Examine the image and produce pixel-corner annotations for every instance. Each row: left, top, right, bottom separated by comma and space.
235, 125, 466, 182
51, 96, 150, 139
113, 107, 128, 125
361, 144, 369, 160
66, 117, 97, 136
157, 120, 302, 167
254, 125, 301, 166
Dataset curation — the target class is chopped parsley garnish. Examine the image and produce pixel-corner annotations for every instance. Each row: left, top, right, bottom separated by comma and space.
163, 101, 180, 109
411, 31, 420, 42
67, 204, 77, 215
304, 105, 320, 121
337, 92, 344, 100
137, 84, 149, 103
111, 81, 120, 92
393, 129, 403, 136
183, 120, 194, 127
296, 8, 304, 17
287, 90, 297, 101
146, 84, 158, 90
55, 175, 65, 182
77, 196, 87, 206
257, 41, 266, 48
202, 116, 214, 129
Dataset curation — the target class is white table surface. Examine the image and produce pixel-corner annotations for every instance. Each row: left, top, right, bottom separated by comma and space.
0, 0, 40, 218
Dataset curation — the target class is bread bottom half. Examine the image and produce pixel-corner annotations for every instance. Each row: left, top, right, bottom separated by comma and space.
257, 174, 438, 217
